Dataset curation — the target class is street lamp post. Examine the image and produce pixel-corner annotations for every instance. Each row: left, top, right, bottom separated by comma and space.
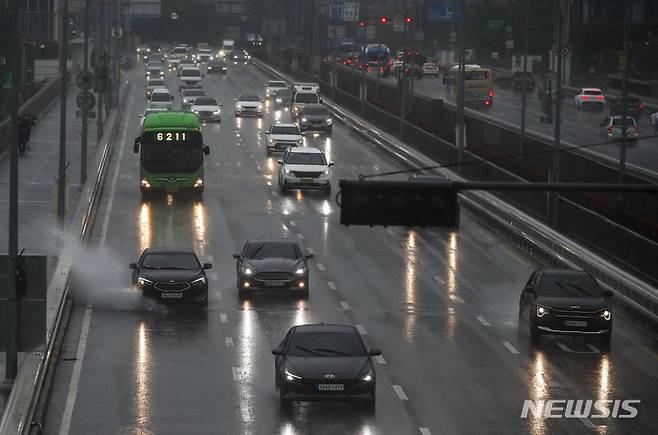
57, 0, 70, 228
519, 0, 530, 156
455, 0, 466, 174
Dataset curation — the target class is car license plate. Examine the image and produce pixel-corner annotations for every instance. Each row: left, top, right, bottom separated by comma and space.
264, 280, 286, 287
317, 384, 344, 391
301, 178, 313, 182
564, 320, 587, 328
161, 292, 183, 299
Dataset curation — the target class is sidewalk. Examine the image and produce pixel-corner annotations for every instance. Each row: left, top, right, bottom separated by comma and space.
0, 87, 98, 411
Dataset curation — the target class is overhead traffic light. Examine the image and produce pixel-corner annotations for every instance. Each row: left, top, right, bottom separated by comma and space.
379, 16, 389, 24
339, 179, 460, 228
359, 20, 366, 28
404, 17, 413, 24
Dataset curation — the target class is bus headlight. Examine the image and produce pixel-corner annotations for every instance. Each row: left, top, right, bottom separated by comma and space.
193, 178, 203, 188
140, 179, 151, 189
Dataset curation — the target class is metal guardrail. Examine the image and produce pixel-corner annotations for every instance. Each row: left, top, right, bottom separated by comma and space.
0, 81, 130, 435
252, 58, 658, 325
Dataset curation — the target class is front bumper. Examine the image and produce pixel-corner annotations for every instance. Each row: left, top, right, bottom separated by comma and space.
235, 108, 263, 116
238, 274, 308, 292
194, 112, 222, 121
137, 283, 208, 303
281, 378, 375, 402
281, 175, 331, 189
534, 313, 612, 335
299, 121, 332, 132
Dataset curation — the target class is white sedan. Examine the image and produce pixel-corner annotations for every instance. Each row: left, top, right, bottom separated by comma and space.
574, 88, 606, 111
192, 97, 223, 122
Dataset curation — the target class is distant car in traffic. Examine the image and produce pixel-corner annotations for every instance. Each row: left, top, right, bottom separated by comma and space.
181, 89, 206, 111
196, 48, 214, 63
136, 44, 151, 55
574, 88, 606, 111
291, 91, 321, 119
272, 88, 292, 107
272, 323, 380, 409
232, 51, 250, 64
145, 78, 166, 99
266, 80, 288, 99
512, 71, 535, 92
139, 107, 169, 126
191, 97, 222, 122
266, 121, 303, 154
233, 238, 313, 299
145, 66, 164, 79
278, 146, 333, 196
600, 115, 640, 143
608, 96, 646, 120
178, 67, 203, 93
297, 104, 333, 134
234, 94, 264, 117
206, 60, 227, 75
130, 248, 212, 306
148, 88, 175, 110
422, 62, 440, 76
518, 269, 613, 345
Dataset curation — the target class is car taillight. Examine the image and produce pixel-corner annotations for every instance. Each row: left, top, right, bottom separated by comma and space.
582, 96, 590, 100
640, 103, 646, 110
489, 88, 494, 98
608, 126, 613, 134
596, 95, 604, 101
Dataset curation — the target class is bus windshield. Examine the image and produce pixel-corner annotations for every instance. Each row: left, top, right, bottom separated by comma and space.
141, 131, 203, 173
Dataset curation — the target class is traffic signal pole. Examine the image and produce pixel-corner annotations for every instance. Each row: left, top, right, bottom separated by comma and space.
550, 0, 564, 227
57, 0, 69, 228
456, 3, 466, 174
81, 0, 90, 185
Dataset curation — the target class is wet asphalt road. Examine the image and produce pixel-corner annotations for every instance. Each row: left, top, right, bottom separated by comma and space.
42, 61, 658, 435
357, 67, 658, 174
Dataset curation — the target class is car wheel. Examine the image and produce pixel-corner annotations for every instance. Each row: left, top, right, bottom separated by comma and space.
198, 290, 209, 307
364, 396, 376, 412
600, 330, 612, 348
530, 322, 541, 344
279, 389, 292, 410
326, 127, 332, 135
324, 186, 332, 197
280, 183, 288, 195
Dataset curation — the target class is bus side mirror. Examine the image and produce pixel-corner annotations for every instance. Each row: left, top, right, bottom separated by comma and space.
171, 95, 175, 100
203, 145, 210, 155
133, 137, 141, 153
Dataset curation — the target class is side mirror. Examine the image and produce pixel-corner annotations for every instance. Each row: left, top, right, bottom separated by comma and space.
219, 103, 223, 107
138, 114, 144, 118
203, 145, 210, 155
271, 348, 283, 356
305, 253, 314, 259
171, 95, 175, 100
604, 289, 614, 298
233, 98, 237, 102
232, 253, 241, 259
133, 137, 141, 154
265, 131, 270, 135
277, 160, 283, 165
203, 263, 213, 270
368, 349, 382, 356
129, 263, 138, 270
328, 162, 335, 166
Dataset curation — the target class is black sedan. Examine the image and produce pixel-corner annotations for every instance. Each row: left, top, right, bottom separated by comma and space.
273, 324, 380, 409
519, 268, 613, 345
206, 60, 227, 75
130, 248, 212, 305
298, 104, 333, 134
233, 238, 312, 299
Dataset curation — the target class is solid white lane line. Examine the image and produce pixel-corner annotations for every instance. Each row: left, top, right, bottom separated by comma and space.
99, 89, 134, 246
386, 228, 395, 235
297, 233, 305, 240
374, 355, 387, 365
355, 324, 367, 335
220, 313, 228, 323
232, 367, 241, 381
225, 337, 234, 347
503, 341, 519, 354
327, 281, 337, 290
306, 247, 315, 255
340, 301, 351, 310
449, 294, 465, 304
476, 316, 491, 327
289, 220, 297, 227
271, 191, 278, 196
392, 385, 409, 401
316, 263, 326, 271
210, 272, 218, 281
419, 428, 432, 435
432, 275, 445, 284
58, 308, 93, 435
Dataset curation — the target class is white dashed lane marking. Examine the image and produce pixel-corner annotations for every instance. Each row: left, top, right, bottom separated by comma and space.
289, 220, 297, 227
355, 324, 367, 335
220, 313, 228, 323
316, 263, 326, 271
297, 233, 305, 240
393, 385, 409, 401
225, 337, 234, 347
306, 247, 314, 255
449, 294, 465, 304
476, 316, 491, 327
503, 341, 519, 354
432, 275, 445, 284
327, 281, 337, 290
419, 428, 432, 435
340, 301, 351, 310
374, 355, 386, 365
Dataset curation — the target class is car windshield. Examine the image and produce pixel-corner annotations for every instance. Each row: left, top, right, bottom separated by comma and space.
538, 274, 603, 298
288, 332, 367, 357
148, 80, 165, 86
286, 152, 326, 165
611, 117, 636, 126
195, 97, 217, 106
184, 90, 205, 97
140, 131, 203, 173
173, 48, 187, 54
268, 81, 286, 88
150, 93, 171, 102
584, 90, 602, 95
275, 89, 291, 97
244, 242, 300, 260
142, 253, 200, 270
239, 95, 260, 102
271, 126, 300, 135
302, 107, 329, 116
181, 69, 201, 77
295, 93, 319, 103
147, 69, 162, 74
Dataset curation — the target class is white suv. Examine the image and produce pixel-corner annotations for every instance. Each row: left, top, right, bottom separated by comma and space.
178, 67, 203, 92
265, 80, 288, 99
266, 122, 303, 154
278, 147, 333, 196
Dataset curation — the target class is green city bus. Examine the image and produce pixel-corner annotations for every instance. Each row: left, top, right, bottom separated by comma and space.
133, 111, 210, 196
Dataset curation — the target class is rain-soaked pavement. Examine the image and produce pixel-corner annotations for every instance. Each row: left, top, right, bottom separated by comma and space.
40, 63, 658, 435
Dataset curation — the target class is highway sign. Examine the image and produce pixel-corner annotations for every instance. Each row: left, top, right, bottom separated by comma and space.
329, 1, 343, 21
427, 1, 464, 22
505, 40, 514, 49
76, 70, 94, 90
76, 90, 96, 112
343, 2, 359, 22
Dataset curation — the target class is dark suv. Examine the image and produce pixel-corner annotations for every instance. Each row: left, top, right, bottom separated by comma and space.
512, 71, 535, 92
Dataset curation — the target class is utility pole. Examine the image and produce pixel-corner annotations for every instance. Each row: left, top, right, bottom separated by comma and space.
399, 4, 409, 140
455, 0, 466, 174
519, 0, 530, 155
619, 0, 630, 184
550, 0, 564, 227
5, 0, 22, 381
96, 0, 105, 142
81, 0, 90, 185
57, 0, 70, 228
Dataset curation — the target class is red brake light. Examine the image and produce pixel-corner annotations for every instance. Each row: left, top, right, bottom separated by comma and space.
489, 89, 494, 98
640, 103, 646, 110
596, 95, 603, 101
608, 126, 613, 134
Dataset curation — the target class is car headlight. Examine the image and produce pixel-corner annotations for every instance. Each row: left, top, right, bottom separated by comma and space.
601, 309, 612, 321
140, 179, 151, 189
285, 369, 302, 381
191, 276, 206, 285
268, 138, 274, 144
326, 118, 333, 124
324, 169, 330, 175
137, 277, 153, 286
361, 370, 374, 382
207, 67, 212, 70
297, 139, 303, 144
210, 56, 214, 60
193, 178, 203, 188
295, 268, 306, 276
284, 168, 291, 174
301, 118, 307, 122
275, 98, 282, 103
536, 306, 549, 317
241, 266, 253, 276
